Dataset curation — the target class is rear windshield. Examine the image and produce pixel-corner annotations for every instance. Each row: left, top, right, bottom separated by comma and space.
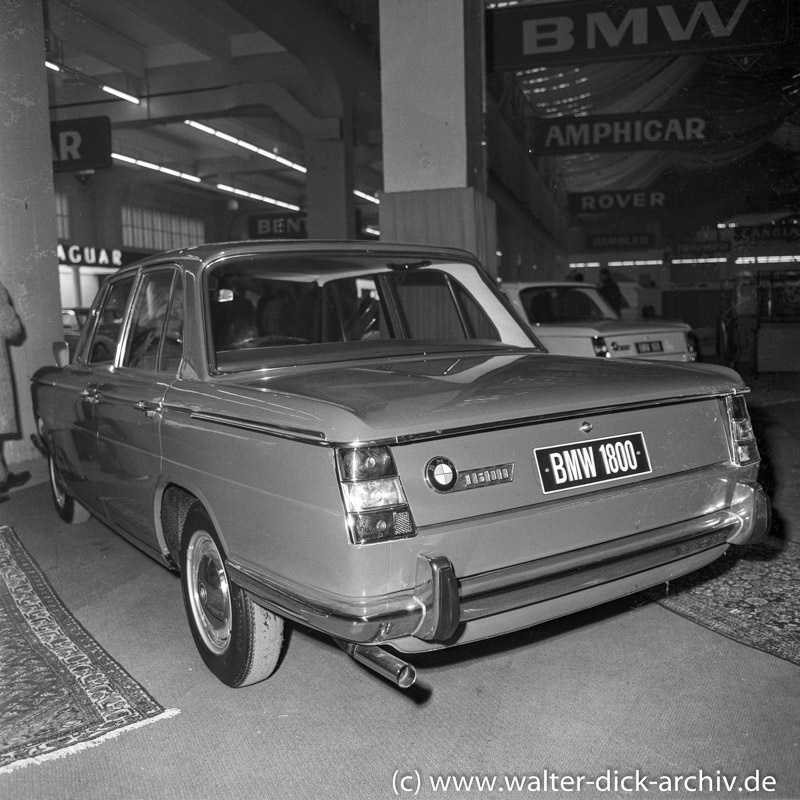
204, 255, 532, 371
518, 286, 618, 324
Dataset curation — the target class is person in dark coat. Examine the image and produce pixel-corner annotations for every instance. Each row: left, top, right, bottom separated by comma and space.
597, 268, 627, 316
0, 279, 30, 497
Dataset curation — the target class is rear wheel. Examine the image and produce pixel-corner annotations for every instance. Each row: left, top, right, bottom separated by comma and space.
39, 419, 91, 524
180, 503, 284, 687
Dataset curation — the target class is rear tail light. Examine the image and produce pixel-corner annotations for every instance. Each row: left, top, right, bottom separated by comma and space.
725, 394, 759, 464
336, 446, 416, 545
592, 335, 610, 357
685, 333, 698, 361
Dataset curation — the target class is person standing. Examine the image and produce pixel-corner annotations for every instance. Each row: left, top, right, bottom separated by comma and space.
597, 268, 627, 316
0, 278, 30, 498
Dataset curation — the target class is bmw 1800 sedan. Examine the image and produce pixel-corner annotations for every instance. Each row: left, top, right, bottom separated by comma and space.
31, 241, 770, 690
502, 280, 698, 362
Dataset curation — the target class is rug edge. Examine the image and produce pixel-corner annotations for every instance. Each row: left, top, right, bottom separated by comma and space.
0, 708, 181, 776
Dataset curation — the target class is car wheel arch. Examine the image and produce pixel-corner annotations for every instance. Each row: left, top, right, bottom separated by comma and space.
157, 481, 234, 570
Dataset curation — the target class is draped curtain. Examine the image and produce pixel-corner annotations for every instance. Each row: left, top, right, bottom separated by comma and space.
497, 3, 800, 193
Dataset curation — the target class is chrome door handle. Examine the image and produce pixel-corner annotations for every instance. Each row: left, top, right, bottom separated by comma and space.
134, 400, 160, 418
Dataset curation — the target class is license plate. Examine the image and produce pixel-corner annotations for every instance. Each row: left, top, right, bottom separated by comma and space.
535, 432, 651, 494
636, 340, 663, 353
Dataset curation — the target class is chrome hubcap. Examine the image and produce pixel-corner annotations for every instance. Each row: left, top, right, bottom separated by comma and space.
40, 421, 67, 510
186, 530, 232, 655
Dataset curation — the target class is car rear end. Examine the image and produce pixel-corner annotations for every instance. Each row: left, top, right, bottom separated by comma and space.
588, 321, 697, 362
224, 356, 769, 667
381, 382, 766, 652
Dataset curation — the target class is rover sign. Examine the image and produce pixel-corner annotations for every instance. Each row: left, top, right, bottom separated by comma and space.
569, 191, 669, 215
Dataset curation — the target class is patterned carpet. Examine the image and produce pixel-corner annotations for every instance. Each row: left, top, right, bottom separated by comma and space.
0, 526, 178, 774
648, 537, 800, 667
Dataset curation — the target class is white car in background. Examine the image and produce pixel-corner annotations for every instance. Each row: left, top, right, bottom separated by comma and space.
502, 281, 697, 362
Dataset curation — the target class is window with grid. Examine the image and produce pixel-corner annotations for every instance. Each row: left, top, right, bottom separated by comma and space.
121, 205, 205, 251
55, 192, 70, 240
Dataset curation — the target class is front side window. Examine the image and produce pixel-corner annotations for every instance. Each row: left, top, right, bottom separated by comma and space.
84, 277, 135, 365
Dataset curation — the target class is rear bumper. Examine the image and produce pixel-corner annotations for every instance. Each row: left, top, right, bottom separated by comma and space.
226, 480, 770, 649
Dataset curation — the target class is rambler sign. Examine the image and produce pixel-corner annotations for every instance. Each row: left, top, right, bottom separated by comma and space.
534, 113, 713, 155
587, 233, 656, 250
488, 0, 788, 69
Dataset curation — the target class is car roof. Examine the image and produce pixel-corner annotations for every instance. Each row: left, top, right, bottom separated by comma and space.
503, 281, 598, 289
113, 240, 483, 278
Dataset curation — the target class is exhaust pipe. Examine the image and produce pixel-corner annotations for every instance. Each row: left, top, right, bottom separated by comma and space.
336, 640, 417, 689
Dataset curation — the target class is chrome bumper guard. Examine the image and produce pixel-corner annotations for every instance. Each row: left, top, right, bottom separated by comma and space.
226, 481, 770, 646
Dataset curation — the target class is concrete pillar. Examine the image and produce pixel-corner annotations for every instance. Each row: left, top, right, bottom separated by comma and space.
305, 124, 356, 239
0, 0, 62, 465
379, 0, 497, 273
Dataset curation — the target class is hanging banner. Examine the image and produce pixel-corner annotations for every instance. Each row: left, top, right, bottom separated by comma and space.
534, 113, 716, 155
487, 0, 788, 70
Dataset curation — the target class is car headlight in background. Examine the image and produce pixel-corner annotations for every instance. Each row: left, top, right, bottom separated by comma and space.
336, 446, 416, 544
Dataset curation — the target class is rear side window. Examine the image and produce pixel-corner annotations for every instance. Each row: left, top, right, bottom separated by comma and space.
519, 286, 615, 323
390, 271, 497, 340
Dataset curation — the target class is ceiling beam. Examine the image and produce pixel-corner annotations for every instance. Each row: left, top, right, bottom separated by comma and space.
47, 0, 147, 77
106, 0, 234, 64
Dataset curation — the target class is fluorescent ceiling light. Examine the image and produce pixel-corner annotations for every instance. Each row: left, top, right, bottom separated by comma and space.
353, 190, 380, 204
216, 183, 301, 212
46, 58, 141, 104
185, 120, 306, 173
112, 153, 200, 183
672, 257, 728, 264
102, 85, 140, 104
112, 153, 300, 210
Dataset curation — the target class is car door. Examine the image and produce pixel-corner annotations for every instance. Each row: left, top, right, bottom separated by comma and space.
47, 276, 136, 512
90, 267, 184, 546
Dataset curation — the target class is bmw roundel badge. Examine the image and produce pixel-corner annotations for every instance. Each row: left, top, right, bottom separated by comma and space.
425, 457, 458, 493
